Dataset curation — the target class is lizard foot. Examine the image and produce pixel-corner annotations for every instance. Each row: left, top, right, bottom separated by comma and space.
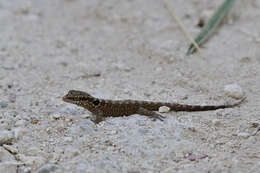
149, 113, 165, 121
137, 107, 165, 121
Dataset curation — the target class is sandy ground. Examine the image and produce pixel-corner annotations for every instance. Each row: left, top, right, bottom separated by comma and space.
0, 0, 260, 172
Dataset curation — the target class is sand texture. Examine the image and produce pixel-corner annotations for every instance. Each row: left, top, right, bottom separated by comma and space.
0, 0, 260, 172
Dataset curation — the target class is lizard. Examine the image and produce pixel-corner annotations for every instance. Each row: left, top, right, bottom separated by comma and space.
62, 90, 246, 123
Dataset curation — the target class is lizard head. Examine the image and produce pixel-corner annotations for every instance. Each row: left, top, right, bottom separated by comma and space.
63, 90, 101, 111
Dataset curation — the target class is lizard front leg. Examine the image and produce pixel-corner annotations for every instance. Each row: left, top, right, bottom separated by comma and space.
136, 107, 165, 121
91, 110, 105, 124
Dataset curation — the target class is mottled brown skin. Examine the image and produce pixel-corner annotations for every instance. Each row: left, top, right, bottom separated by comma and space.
63, 90, 245, 123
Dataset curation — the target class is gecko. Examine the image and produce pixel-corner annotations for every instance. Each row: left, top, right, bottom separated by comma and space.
63, 90, 245, 123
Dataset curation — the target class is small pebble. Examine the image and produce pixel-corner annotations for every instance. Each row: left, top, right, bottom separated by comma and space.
155, 67, 162, 72
0, 146, 15, 161
0, 131, 14, 145
31, 117, 39, 124
237, 132, 250, 139
64, 147, 80, 159
109, 130, 117, 135
35, 163, 59, 173
17, 166, 32, 173
113, 62, 133, 72
188, 127, 197, 132
215, 109, 226, 117
212, 119, 221, 126
198, 10, 214, 27
8, 94, 16, 103
0, 162, 18, 173
15, 120, 27, 127
81, 113, 91, 119
2, 145, 18, 154
7, 84, 13, 89
0, 102, 8, 108
0, 147, 20, 172
158, 106, 170, 113
17, 154, 46, 169
12, 128, 25, 140
65, 118, 71, 122
251, 122, 260, 128
64, 137, 73, 142
51, 113, 62, 120
224, 84, 244, 99
187, 154, 208, 161
26, 147, 44, 156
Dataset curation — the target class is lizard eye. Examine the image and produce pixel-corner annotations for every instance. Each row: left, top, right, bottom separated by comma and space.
93, 100, 100, 106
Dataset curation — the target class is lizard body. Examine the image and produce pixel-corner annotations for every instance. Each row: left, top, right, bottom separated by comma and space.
63, 90, 245, 123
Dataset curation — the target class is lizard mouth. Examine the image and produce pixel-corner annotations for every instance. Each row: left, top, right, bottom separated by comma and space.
62, 95, 72, 102
62, 95, 81, 103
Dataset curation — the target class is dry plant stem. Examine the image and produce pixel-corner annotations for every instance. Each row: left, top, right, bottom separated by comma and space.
162, 0, 201, 54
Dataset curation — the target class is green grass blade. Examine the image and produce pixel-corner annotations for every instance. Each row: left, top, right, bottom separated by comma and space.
187, 0, 237, 55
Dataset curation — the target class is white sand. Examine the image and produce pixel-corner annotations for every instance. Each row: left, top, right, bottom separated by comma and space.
0, 0, 259, 172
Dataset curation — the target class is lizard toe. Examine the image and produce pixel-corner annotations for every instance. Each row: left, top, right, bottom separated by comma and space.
150, 114, 165, 121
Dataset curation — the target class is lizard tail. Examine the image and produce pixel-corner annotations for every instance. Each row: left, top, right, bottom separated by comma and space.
169, 96, 246, 111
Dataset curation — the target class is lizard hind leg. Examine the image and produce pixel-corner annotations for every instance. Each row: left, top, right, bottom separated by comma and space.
137, 107, 165, 121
